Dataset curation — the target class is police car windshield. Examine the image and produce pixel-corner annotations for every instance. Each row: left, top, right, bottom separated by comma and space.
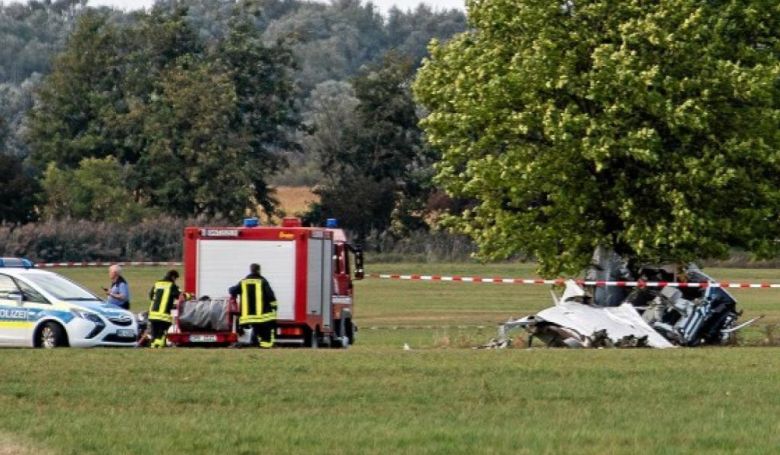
20, 272, 101, 301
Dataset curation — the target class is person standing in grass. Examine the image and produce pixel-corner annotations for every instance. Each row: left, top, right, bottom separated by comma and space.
148, 269, 181, 348
229, 263, 277, 348
105, 264, 130, 310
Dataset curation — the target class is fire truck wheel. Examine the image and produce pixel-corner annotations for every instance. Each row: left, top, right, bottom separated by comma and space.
332, 318, 354, 348
307, 327, 319, 349
345, 318, 354, 345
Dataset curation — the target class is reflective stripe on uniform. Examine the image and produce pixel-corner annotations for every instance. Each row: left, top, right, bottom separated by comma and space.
259, 331, 275, 348
239, 279, 276, 326
240, 279, 261, 322
149, 281, 173, 323
240, 311, 277, 325
151, 335, 167, 348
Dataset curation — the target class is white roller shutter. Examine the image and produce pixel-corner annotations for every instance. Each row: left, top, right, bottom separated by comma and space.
197, 240, 296, 320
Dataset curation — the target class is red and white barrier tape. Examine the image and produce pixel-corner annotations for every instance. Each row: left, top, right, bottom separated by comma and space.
36, 261, 182, 268
369, 273, 780, 289
29, 264, 780, 289
366, 325, 489, 330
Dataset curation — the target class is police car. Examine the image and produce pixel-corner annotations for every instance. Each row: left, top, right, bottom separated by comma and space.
0, 258, 138, 347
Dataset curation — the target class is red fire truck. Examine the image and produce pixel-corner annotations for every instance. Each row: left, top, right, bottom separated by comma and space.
168, 217, 363, 347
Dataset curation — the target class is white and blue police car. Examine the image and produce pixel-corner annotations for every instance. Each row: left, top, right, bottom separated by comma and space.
0, 258, 138, 348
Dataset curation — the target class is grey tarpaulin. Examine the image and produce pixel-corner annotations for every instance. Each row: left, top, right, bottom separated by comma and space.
178, 298, 230, 331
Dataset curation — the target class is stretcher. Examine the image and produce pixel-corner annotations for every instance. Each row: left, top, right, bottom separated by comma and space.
166, 295, 240, 346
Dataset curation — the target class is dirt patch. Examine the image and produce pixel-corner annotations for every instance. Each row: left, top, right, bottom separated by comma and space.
259, 186, 318, 220
0, 432, 51, 455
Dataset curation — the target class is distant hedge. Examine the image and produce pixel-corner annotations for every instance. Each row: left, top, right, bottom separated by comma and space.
0, 217, 226, 262
364, 230, 478, 263
6, 220, 770, 267
0, 218, 478, 263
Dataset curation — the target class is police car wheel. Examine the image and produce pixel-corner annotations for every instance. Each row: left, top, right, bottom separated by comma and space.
39, 322, 68, 348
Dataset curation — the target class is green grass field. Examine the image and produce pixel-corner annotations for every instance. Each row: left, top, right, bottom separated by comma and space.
2, 263, 780, 454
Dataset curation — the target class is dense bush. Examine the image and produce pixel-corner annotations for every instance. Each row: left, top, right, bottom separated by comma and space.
0, 219, 123, 261
0, 216, 227, 262
6, 220, 771, 267
364, 230, 477, 263
0, 218, 478, 263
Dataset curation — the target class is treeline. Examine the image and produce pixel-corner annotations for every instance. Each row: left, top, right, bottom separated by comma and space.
0, 0, 469, 255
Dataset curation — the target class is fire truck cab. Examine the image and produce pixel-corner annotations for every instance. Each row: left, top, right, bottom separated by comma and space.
180, 217, 363, 347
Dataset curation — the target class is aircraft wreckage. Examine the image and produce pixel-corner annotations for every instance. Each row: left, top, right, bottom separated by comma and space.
489, 248, 763, 349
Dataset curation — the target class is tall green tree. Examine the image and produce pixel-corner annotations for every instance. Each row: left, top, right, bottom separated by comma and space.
136, 57, 253, 218
263, 0, 387, 95
302, 80, 359, 154
25, 10, 125, 169
0, 99, 40, 224
385, 4, 467, 65
0, 154, 40, 224
0, 115, 7, 150
415, 0, 780, 276
0, 0, 81, 84
216, 7, 301, 215
25, 4, 301, 219
41, 157, 148, 223
106, 5, 205, 166
314, 52, 434, 241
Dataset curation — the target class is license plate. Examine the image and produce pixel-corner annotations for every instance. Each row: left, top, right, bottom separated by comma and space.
190, 334, 218, 343
117, 329, 135, 338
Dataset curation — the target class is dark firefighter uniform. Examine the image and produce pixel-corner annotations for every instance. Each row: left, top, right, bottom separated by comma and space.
230, 272, 277, 348
148, 272, 181, 348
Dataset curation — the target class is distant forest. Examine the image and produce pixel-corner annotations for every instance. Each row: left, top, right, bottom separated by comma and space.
0, 0, 467, 243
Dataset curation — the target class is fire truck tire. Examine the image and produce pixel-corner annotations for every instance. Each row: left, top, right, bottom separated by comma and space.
345, 318, 354, 345
331, 318, 354, 348
307, 327, 320, 349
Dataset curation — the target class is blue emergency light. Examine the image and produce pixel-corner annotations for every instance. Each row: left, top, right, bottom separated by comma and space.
243, 217, 259, 228
325, 218, 338, 228
0, 257, 34, 268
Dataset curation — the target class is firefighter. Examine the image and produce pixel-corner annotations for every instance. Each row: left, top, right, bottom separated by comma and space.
229, 263, 277, 348
148, 269, 181, 348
